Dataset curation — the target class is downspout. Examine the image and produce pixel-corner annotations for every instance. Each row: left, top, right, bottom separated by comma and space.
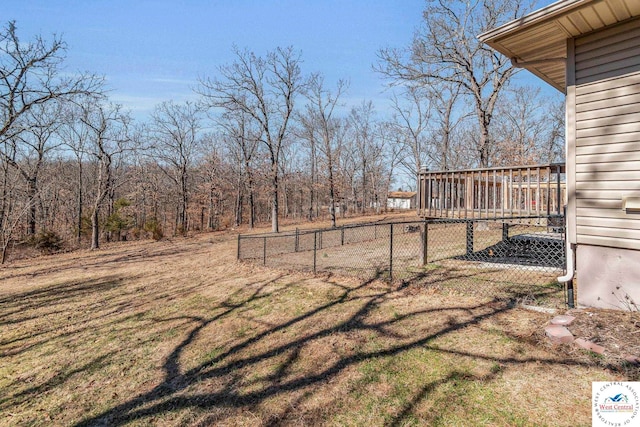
557, 57, 576, 306
557, 241, 575, 309
558, 202, 574, 284
557, 242, 574, 283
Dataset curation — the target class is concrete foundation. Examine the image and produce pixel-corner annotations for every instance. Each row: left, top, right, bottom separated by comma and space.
576, 244, 640, 310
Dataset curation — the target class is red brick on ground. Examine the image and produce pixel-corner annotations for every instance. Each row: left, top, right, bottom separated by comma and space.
550, 315, 576, 326
574, 338, 605, 355
545, 324, 574, 345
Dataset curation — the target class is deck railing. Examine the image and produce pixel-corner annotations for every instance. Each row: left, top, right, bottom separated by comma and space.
417, 163, 566, 219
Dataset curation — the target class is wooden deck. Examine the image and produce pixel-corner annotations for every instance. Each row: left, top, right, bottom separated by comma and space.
417, 163, 566, 220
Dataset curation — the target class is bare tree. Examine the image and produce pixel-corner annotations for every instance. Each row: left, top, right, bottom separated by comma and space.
377, 0, 532, 167
199, 46, 304, 232
60, 104, 91, 245
374, 121, 402, 210
340, 128, 359, 215
0, 143, 23, 263
388, 87, 431, 179
197, 140, 225, 231
149, 101, 203, 235
348, 101, 378, 214
428, 83, 467, 170
493, 86, 565, 165
127, 149, 153, 234
7, 103, 64, 235
0, 21, 102, 146
0, 183, 34, 264
0, 21, 102, 249
300, 75, 348, 227
80, 101, 130, 249
541, 97, 565, 164
295, 113, 320, 221
217, 109, 260, 228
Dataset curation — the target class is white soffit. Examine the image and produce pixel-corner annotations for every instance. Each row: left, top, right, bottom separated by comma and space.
479, 0, 640, 92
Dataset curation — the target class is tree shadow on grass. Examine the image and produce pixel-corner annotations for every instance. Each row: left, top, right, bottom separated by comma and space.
66, 267, 602, 427
0, 277, 123, 322
0, 236, 217, 282
0, 351, 118, 407
0, 272, 196, 360
1, 273, 298, 423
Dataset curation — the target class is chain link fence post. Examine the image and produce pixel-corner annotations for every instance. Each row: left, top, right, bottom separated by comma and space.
263, 236, 267, 266
466, 220, 474, 255
502, 223, 510, 242
421, 220, 428, 265
389, 223, 393, 281
313, 230, 317, 274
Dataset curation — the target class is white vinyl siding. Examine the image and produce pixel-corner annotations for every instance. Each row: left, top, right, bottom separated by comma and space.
387, 198, 413, 210
574, 17, 640, 250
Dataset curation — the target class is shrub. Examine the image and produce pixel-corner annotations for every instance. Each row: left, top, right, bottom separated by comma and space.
28, 231, 64, 254
130, 227, 141, 240
143, 218, 163, 241
105, 198, 134, 241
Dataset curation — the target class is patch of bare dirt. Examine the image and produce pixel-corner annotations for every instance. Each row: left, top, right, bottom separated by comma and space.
557, 308, 640, 379
402, 281, 640, 380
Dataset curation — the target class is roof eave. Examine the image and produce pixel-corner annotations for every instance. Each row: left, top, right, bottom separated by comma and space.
528, 68, 566, 93
478, 0, 590, 44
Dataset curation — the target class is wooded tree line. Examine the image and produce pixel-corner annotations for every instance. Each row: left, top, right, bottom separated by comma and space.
0, 1, 564, 261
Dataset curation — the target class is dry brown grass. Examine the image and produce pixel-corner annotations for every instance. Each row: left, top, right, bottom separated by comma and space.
0, 222, 631, 426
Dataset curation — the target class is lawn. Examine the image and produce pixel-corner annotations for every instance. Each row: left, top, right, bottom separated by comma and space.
0, 227, 628, 426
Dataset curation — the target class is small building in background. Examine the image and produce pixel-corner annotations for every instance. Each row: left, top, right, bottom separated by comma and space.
387, 191, 416, 210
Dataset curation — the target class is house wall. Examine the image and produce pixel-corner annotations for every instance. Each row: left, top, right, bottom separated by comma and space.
387, 198, 412, 210
569, 17, 640, 308
577, 245, 640, 310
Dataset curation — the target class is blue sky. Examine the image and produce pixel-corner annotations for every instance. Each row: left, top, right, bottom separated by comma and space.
7, 1, 558, 122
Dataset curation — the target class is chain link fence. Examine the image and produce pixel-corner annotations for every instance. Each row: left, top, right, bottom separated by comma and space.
238, 216, 568, 307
